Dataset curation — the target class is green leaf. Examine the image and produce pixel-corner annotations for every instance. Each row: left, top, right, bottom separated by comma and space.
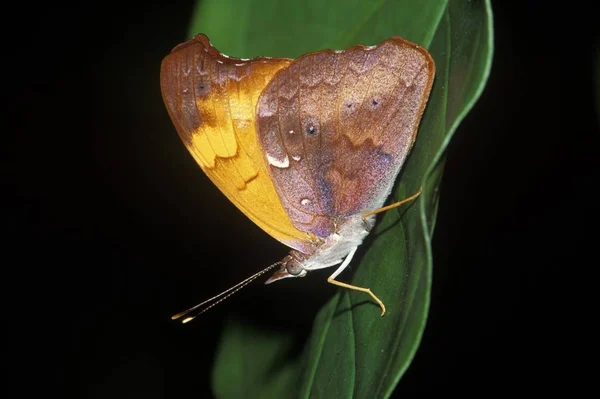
188, 0, 493, 397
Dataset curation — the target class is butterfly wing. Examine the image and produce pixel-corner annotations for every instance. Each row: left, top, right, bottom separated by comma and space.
256, 37, 435, 239
160, 34, 313, 253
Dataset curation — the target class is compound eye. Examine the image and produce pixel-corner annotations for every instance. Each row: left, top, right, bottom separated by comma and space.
285, 259, 304, 276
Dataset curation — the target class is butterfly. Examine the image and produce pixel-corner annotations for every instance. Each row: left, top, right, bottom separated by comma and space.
160, 34, 435, 322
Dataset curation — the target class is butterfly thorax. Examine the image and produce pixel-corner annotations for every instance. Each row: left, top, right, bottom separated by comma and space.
265, 214, 376, 283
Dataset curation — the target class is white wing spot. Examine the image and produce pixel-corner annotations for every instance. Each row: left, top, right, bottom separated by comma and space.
266, 153, 290, 168
259, 109, 274, 117
289, 130, 295, 134
292, 154, 301, 161
301, 198, 311, 206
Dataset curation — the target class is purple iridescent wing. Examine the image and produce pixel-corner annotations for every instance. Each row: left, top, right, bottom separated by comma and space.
256, 37, 435, 239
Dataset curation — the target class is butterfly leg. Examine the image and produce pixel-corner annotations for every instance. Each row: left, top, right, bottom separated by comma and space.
361, 187, 423, 221
327, 247, 386, 316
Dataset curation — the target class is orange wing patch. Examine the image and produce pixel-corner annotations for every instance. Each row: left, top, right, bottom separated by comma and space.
160, 34, 313, 252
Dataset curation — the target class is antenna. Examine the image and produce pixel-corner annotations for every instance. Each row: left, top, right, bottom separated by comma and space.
171, 261, 282, 323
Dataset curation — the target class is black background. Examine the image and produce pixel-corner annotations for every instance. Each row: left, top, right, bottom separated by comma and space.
8, 1, 590, 398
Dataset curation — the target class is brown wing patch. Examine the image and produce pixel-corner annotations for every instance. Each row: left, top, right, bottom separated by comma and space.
257, 37, 435, 237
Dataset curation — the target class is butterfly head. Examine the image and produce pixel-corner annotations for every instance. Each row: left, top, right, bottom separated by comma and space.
264, 250, 308, 284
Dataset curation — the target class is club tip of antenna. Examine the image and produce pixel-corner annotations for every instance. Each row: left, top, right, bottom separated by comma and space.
170, 261, 283, 324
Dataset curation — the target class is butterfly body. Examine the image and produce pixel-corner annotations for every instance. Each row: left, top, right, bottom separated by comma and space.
160, 34, 434, 314
266, 214, 375, 282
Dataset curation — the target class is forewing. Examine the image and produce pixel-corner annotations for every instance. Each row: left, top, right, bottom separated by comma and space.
160, 34, 313, 253
256, 37, 435, 238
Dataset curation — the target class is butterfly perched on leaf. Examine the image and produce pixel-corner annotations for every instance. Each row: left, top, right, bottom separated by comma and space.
160, 33, 434, 322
